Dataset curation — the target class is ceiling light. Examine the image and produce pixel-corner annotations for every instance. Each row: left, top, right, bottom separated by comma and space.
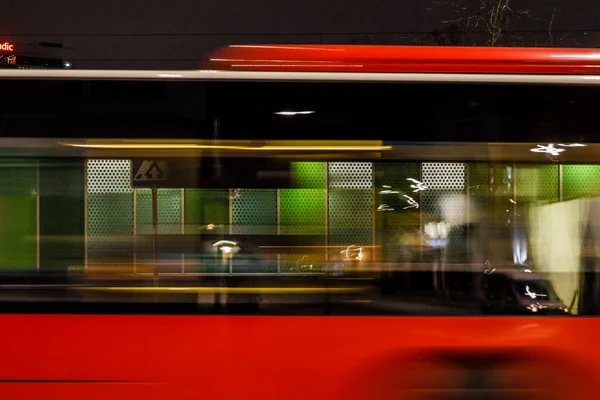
274, 111, 315, 116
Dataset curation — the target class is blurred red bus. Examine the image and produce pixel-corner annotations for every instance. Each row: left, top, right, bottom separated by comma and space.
0, 45, 599, 399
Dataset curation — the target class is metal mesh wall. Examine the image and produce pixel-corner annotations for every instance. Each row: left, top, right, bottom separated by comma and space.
136, 189, 182, 235
135, 188, 183, 273
563, 165, 600, 201
422, 163, 466, 190
329, 162, 373, 189
86, 160, 133, 264
232, 189, 277, 235
328, 162, 373, 254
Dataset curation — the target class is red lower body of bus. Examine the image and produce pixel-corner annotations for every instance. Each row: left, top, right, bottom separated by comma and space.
0, 314, 596, 399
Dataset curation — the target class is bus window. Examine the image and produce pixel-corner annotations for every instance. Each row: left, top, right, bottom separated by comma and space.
485, 274, 507, 302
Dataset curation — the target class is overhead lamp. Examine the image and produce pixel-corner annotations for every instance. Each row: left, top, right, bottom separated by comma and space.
274, 110, 315, 116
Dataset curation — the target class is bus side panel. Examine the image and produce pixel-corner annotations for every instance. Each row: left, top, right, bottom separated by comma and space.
0, 315, 596, 399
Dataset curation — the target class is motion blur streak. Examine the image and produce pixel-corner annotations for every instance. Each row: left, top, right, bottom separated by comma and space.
59, 141, 392, 152
77, 286, 371, 294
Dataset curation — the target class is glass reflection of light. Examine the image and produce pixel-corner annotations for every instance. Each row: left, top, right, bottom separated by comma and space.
513, 228, 528, 265
525, 285, 547, 299
424, 222, 449, 248
530, 143, 586, 155
213, 240, 239, 255
402, 195, 419, 210
426, 239, 448, 248
557, 143, 586, 147
527, 304, 542, 312
530, 144, 565, 156
379, 185, 399, 195
341, 245, 363, 261
407, 178, 427, 192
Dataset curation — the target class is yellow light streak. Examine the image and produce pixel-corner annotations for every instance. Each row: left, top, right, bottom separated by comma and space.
77, 286, 372, 294
59, 143, 391, 151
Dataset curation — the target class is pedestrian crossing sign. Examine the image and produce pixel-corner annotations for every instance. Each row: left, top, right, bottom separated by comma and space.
132, 160, 169, 187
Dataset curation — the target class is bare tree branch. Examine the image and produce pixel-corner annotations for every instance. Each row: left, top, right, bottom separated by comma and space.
548, 8, 556, 45
431, 0, 536, 46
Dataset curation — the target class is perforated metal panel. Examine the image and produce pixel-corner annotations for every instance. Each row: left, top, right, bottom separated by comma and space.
562, 165, 600, 201
328, 162, 373, 189
291, 162, 326, 188
516, 164, 559, 202
232, 189, 277, 235
136, 189, 182, 235
422, 163, 465, 190
328, 162, 373, 248
86, 160, 132, 195
280, 189, 326, 235
86, 160, 133, 263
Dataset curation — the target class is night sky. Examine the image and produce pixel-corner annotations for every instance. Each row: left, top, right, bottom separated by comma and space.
0, 0, 597, 68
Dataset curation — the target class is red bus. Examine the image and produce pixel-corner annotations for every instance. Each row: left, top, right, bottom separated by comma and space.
0, 45, 599, 399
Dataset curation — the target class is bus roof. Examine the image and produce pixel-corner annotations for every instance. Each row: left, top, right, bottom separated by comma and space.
205, 45, 600, 75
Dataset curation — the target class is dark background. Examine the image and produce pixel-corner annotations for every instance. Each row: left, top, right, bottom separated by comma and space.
0, 0, 597, 69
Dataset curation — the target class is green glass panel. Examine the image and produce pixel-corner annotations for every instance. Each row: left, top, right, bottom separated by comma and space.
184, 189, 229, 234
516, 164, 559, 202
468, 163, 490, 223
291, 162, 326, 188
0, 160, 37, 269
374, 162, 421, 262
468, 163, 490, 198
183, 189, 230, 273
279, 188, 326, 273
39, 159, 85, 273
280, 189, 326, 235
